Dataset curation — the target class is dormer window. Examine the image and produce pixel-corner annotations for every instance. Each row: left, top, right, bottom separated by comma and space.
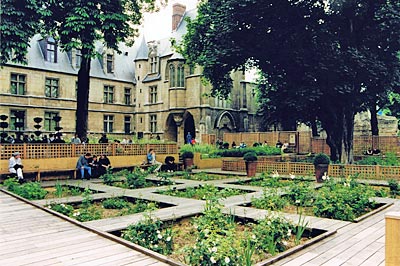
39, 37, 58, 63
106, 54, 114, 73
150, 56, 158, 73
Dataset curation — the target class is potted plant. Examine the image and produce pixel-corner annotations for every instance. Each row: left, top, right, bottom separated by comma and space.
244, 151, 258, 177
182, 151, 194, 169
313, 153, 330, 183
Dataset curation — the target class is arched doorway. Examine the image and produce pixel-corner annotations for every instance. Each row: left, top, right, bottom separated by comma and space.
165, 114, 178, 142
183, 112, 195, 144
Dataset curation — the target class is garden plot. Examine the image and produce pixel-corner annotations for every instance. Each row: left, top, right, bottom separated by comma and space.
47, 195, 174, 222
156, 184, 254, 200
110, 201, 329, 265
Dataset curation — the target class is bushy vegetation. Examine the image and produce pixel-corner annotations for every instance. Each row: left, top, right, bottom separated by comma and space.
158, 184, 245, 200
355, 152, 399, 166
4, 178, 48, 200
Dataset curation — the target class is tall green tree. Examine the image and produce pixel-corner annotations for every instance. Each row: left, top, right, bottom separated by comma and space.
180, 0, 400, 163
1, 0, 165, 139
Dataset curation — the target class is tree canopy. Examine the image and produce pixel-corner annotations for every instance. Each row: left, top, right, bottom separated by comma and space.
1, 0, 166, 138
180, 0, 400, 163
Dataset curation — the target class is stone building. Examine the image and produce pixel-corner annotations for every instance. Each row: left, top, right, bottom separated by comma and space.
0, 3, 259, 144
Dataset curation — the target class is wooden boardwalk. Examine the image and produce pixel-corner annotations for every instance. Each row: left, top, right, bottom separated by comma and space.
0, 191, 170, 266
2, 169, 399, 265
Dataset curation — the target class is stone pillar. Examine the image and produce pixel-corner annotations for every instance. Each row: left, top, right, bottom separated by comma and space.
386, 212, 400, 266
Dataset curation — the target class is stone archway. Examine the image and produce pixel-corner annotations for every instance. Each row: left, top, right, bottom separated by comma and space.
165, 114, 179, 142
215, 111, 236, 139
183, 112, 195, 144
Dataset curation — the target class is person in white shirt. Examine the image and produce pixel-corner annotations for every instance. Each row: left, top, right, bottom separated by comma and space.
9, 152, 24, 183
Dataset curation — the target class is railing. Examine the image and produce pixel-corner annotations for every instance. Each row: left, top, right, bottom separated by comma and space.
0, 143, 178, 160
222, 159, 400, 180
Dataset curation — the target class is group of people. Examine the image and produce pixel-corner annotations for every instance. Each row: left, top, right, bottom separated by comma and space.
146, 149, 176, 173
1, 133, 69, 144
76, 153, 111, 179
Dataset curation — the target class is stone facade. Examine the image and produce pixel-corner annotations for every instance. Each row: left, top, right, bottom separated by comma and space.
0, 4, 259, 144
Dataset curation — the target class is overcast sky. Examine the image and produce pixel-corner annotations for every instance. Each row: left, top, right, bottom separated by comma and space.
142, 0, 199, 41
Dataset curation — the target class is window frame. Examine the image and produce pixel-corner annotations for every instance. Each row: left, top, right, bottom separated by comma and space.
45, 77, 60, 98
103, 115, 114, 133
10, 73, 26, 95
103, 85, 114, 104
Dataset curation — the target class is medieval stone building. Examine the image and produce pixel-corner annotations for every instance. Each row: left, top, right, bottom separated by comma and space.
0, 3, 259, 144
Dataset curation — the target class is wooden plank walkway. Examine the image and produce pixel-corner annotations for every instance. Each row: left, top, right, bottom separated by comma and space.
3, 169, 399, 265
0, 191, 169, 266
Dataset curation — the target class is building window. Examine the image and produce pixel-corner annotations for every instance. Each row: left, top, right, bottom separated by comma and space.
150, 57, 158, 73
103, 115, 114, 133
124, 88, 131, 105
242, 83, 247, 108
44, 111, 58, 131
149, 86, 157, 104
169, 65, 175, 87
10, 110, 25, 131
124, 116, 131, 134
150, 114, 157, 133
45, 78, 59, 98
10, 73, 26, 95
106, 54, 114, 73
46, 41, 57, 63
103, 85, 114, 104
177, 65, 185, 87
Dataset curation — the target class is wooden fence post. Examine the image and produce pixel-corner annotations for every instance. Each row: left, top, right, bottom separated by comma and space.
386, 212, 400, 266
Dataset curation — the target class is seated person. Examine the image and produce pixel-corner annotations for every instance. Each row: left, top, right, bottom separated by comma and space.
366, 147, 373, 155
9, 152, 24, 183
98, 154, 111, 176
276, 140, 283, 148
76, 153, 92, 179
89, 155, 101, 178
147, 149, 162, 173
281, 142, 290, 153
164, 156, 176, 172
373, 148, 381, 155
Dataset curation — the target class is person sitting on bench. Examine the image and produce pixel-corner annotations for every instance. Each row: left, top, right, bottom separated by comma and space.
9, 152, 24, 183
147, 149, 162, 173
164, 156, 176, 172
76, 152, 92, 179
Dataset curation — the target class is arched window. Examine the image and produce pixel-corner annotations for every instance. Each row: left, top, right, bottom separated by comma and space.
177, 65, 185, 87
169, 64, 176, 87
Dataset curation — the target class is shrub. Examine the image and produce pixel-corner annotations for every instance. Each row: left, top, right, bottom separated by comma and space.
243, 152, 258, 162
4, 178, 48, 200
122, 215, 173, 255
181, 151, 194, 159
252, 189, 288, 211
126, 167, 150, 189
388, 179, 400, 197
313, 153, 330, 166
49, 203, 74, 216
102, 198, 129, 209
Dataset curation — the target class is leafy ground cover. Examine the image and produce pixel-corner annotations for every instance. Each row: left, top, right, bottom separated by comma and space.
48, 193, 159, 222
44, 183, 100, 199
156, 184, 248, 200
121, 200, 321, 265
250, 177, 379, 222
173, 172, 238, 181
3, 178, 48, 200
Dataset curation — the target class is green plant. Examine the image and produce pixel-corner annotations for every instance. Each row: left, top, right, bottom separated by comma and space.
243, 151, 258, 162
252, 189, 288, 211
4, 178, 48, 200
294, 214, 309, 245
181, 151, 194, 159
313, 153, 330, 166
388, 179, 399, 197
102, 198, 129, 209
286, 181, 315, 210
313, 180, 376, 221
101, 168, 120, 185
122, 214, 173, 255
126, 167, 150, 189
49, 203, 74, 216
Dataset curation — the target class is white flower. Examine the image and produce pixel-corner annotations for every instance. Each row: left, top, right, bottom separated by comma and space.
295, 200, 300, 204
289, 173, 295, 179
156, 230, 160, 234
272, 170, 279, 178
252, 234, 256, 239
282, 240, 288, 246
166, 236, 171, 242
267, 221, 271, 226
287, 229, 292, 236
154, 244, 158, 248
322, 172, 328, 180
211, 246, 218, 252
73, 211, 80, 217
224, 257, 230, 263
60, 203, 65, 207
210, 257, 217, 264
48, 205, 52, 209
157, 234, 162, 239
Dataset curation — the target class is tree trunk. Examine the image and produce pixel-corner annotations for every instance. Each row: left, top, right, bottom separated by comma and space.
370, 103, 379, 136
76, 48, 91, 139
323, 105, 355, 164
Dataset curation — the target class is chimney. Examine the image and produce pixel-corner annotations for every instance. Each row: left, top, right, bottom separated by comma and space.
172, 3, 186, 31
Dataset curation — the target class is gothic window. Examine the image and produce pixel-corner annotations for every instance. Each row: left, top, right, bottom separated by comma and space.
169, 64, 176, 87
177, 65, 185, 87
